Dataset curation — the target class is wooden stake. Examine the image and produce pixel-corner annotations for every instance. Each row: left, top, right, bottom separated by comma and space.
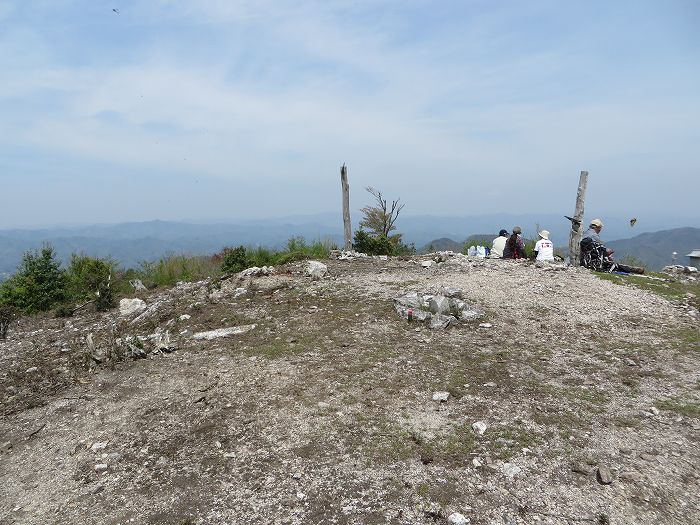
568, 171, 588, 266
341, 164, 351, 251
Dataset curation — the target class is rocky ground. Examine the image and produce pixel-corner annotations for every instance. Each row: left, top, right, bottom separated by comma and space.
1, 254, 699, 525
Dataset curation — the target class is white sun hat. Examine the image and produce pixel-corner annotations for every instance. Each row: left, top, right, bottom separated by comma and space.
538, 230, 550, 240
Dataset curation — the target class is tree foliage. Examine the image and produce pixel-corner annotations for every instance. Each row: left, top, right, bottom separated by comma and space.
0, 244, 66, 313
360, 187, 405, 240
66, 254, 114, 303
354, 187, 413, 255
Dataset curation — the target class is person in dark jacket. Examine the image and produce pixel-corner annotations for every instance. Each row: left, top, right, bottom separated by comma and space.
502, 226, 526, 259
580, 218, 644, 274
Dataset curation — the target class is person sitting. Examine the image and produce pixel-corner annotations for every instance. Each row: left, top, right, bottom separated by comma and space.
502, 226, 526, 259
580, 218, 644, 274
533, 230, 554, 261
491, 229, 509, 258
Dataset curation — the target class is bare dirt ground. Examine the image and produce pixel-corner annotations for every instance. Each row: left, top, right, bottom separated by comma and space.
1, 256, 699, 525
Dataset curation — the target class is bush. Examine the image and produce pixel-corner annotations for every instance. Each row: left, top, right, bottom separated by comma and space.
353, 230, 413, 256
353, 230, 394, 255
220, 246, 248, 274
65, 254, 114, 302
0, 244, 66, 313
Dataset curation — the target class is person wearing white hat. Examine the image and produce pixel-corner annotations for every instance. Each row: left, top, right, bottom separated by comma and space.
582, 218, 605, 246
534, 230, 554, 261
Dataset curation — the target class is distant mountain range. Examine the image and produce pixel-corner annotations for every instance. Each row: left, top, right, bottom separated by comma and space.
0, 215, 698, 279
607, 227, 700, 270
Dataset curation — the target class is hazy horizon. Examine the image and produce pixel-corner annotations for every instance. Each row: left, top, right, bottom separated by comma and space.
1, 1, 698, 228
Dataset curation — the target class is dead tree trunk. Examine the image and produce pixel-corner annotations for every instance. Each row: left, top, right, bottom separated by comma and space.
568, 170, 589, 266
340, 164, 351, 251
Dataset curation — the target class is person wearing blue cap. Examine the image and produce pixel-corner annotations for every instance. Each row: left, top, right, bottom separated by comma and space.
491, 229, 509, 258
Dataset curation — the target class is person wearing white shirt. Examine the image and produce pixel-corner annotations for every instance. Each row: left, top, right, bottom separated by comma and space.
534, 230, 554, 261
491, 229, 509, 258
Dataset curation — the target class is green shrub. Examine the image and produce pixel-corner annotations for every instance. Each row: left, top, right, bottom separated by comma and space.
0, 244, 66, 313
353, 230, 413, 256
220, 246, 248, 274
65, 254, 114, 302
353, 230, 393, 255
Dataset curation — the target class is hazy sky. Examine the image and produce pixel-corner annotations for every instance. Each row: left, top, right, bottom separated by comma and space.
1, 0, 698, 228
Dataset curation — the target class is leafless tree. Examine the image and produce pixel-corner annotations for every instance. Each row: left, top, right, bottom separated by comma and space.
359, 187, 405, 238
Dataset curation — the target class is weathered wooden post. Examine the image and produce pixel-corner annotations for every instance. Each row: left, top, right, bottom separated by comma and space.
340, 164, 352, 251
567, 170, 589, 266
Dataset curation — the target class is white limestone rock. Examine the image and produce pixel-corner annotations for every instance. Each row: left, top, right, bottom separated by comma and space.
119, 298, 147, 317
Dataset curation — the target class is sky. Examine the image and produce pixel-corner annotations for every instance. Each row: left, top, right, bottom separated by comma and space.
1, 0, 698, 228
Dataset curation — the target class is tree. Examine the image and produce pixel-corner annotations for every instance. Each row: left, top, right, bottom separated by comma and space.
360, 187, 405, 241
0, 244, 66, 313
353, 187, 414, 255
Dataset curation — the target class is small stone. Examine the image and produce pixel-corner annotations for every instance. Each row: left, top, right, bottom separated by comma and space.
619, 471, 643, 482
572, 464, 591, 475
192, 325, 256, 340
223, 452, 235, 458
472, 458, 483, 467
90, 442, 108, 452
25, 367, 39, 374
478, 323, 492, 328
639, 453, 656, 461
421, 260, 433, 268
472, 421, 487, 435
625, 358, 637, 366
428, 296, 451, 315
1, 441, 12, 453
483, 382, 497, 388
501, 462, 522, 479
178, 314, 191, 321
286, 337, 298, 343
317, 402, 331, 410
94, 464, 109, 472
447, 512, 471, 524
597, 466, 613, 485
296, 492, 307, 501
649, 406, 660, 416
432, 391, 450, 402
92, 483, 105, 494
292, 472, 302, 479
